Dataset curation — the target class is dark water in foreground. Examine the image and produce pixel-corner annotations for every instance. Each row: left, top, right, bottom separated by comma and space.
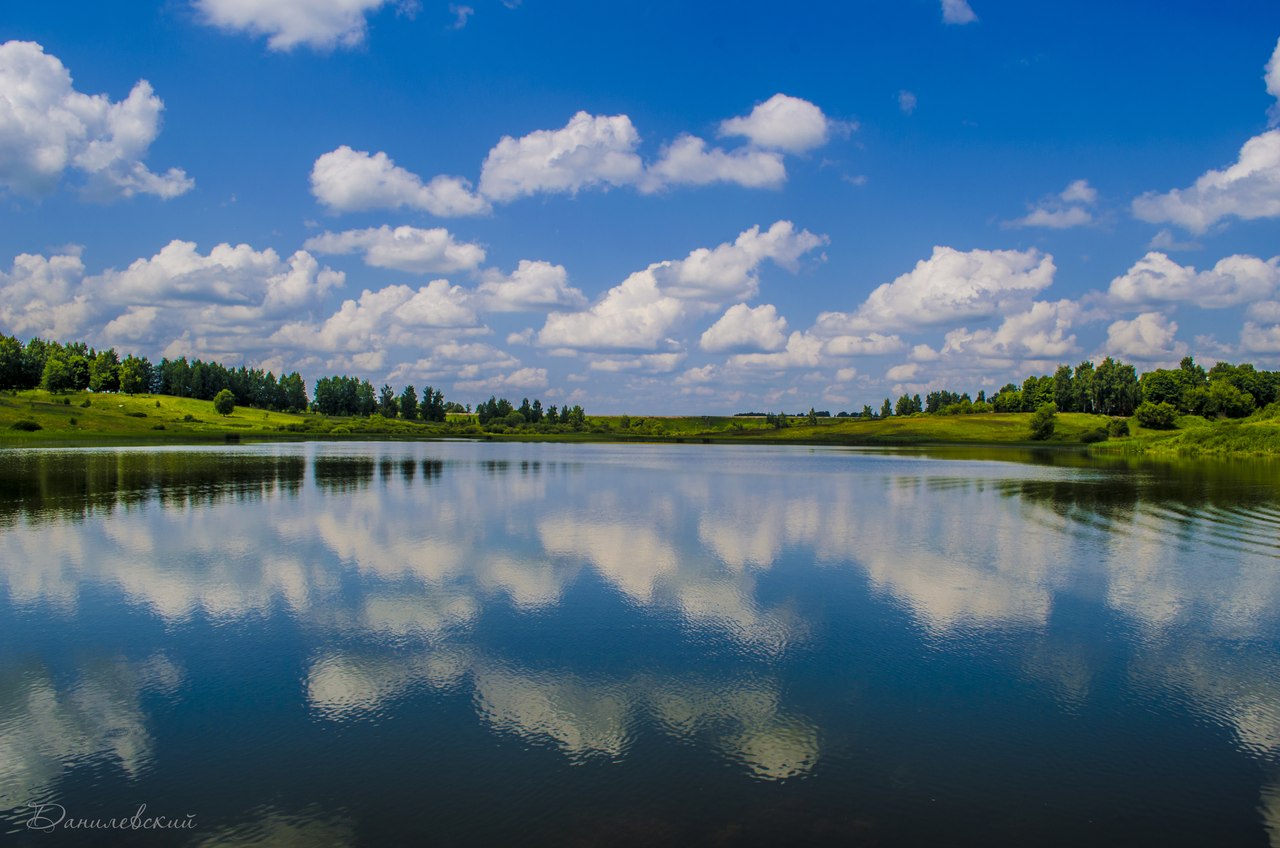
1, 441, 1278, 847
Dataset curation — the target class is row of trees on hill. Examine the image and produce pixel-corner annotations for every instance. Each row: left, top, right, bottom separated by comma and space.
0, 335, 308, 412
877, 356, 1277, 422
311, 376, 461, 421
475, 396, 586, 429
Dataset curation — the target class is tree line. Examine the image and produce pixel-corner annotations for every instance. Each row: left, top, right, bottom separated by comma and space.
0, 335, 308, 412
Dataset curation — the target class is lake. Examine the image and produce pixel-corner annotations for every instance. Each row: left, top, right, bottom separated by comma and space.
1, 441, 1278, 846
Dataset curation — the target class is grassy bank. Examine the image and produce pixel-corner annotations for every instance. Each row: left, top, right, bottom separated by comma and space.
1091, 407, 1280, 457
4, 390, 1278, 456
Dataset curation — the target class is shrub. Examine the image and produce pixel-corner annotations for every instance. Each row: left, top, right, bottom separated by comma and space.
1107, 418, 1131, 437
12, 419, 42, 431
125, 411, 147, 418
61, 397, 71, 405
155, 400, 161, 407
151, 424, 166, 430
69, 417, 77, 426
1134, 401, 1178, 430
1080, 428, 1108, 444
182, 414, 197, 422
1029, 403, 1056, 441
213, 389, 236, 416
79, 398, 91, 408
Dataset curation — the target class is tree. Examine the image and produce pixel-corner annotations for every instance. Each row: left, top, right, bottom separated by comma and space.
880, 398, 892, 418
400, 385, 419, 420
1029, 403, 1056, 441
378, 384, 398, 418
1053, 365, 1075, 412
118, 355, 150, 395
41, 355, 76, 393
1134, 401, 1177, 429
213, 388, 236, 416
0, 335, 22, 390
89, 349, 120, 393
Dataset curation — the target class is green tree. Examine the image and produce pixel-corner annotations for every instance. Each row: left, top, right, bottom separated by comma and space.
41, 355, 76, 393
1053, 365, 1075, 412
213, 388, 236, 416
0, 335, 22, 390
880, 398, 892, 418
1134, 401, 1177, 429
400, 385, 419, 420
378, 384, 398, 418
118, 355, 149, 395
1029, 402, 1056, 441
89, 349, 120, 393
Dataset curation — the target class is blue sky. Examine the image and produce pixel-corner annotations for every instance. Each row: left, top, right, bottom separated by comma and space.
3, 0, 1280, 413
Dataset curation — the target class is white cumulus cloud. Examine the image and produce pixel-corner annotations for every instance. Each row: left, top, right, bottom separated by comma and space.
643, 135, 786, 192
0, 252, 91, 339
194, 0, 397, 51
941, 300, 1080, 363
816, 246, 1055, 334
310, 146, 488, 215
1103, 312, 1186, 362
718, 93, 834, 153
1006, 179, 1096, 229
477, 260, 586, 312
941, 0, 978, 25
536, 222, 825, 351
700, 303, 789, 352
0, 41, 192, 199
478, 111, 644, 202
304, 225, 486, 274
1107, 252, 1280, 309
1133, 131, 1280, 233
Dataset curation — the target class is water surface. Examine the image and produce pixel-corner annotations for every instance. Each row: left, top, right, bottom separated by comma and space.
1, 442, 1278, 846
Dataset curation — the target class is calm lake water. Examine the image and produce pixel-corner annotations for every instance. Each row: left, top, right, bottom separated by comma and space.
1, 441, 1278, 846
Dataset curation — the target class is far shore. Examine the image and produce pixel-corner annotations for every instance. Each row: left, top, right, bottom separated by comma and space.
3, 389, 1279, 459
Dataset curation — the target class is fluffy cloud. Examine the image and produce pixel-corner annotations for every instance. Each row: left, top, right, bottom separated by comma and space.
1103, 312, 1187, 361
476, 261, 586, 312
1107, 252, 1280, 309
273, 280, 479, 352
588, 353, 686, 373
1133, 131, 1280, 233
537, 270, 684, 351
387, 342, 518, 382
718, 93, 834, 153
0, 252, 91, 338
536, 222, 824, 351
0, 41, 192, 199
478, 112, 644, 202
941, 300, 1080, 363
700, 304, 789, 352
93, 240, 342, 309
454, 367, 548, 393
320, 97, 837, 214
310, 146, 489, 215
821, 333, 905, 356
653, 221, 826, 302
941, 0, 978, 25
304, 225, 486, 274
194, 0, 396, 51
727, 332, 826, 370
1241, 322, 1280, 354
816, 246, 1055, 334
643, 135, 786, 192
885, 363, 919, 382
1007, 179, 1096, 229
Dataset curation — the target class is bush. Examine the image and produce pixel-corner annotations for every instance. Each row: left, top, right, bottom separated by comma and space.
12, 419, 42, 431
1080, 428, 1108, 444
1029, 403, 1056, 441
60, 397, 71, 405
1134, 401, 1178, 430
213, 389, 236, 416
79, 398, 91, 408
69, 417, 77, 426
151, 424, 166, 430
155, 400, 161, 407
1107, 418, 1131, 437
125, 411, 147, 418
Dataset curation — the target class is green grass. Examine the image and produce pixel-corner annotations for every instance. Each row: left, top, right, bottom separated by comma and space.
1092, 407, 1280, 457
0, 390, 468, 444
4, 391, 1277, 457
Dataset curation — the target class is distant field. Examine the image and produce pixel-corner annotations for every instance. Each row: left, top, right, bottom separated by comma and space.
3, 391, 1278, 456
